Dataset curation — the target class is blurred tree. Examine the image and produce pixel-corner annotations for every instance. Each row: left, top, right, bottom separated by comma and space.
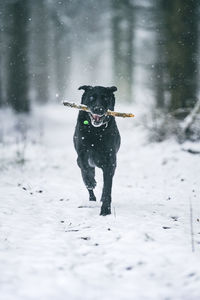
69, 0, 110, 86
0, 2, 12, 107
151, 0, 200, 141
0, 18, 2, 106
111, 0, 134, 101
153, 0, 166, 110
7, 0, 30, 112
162, 0, 199, 118
30, 0, 50, 104
0, 2, 4, 107
52, 0, 72, 100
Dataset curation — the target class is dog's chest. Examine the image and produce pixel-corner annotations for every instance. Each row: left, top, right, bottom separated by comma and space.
81, 131, 105, 150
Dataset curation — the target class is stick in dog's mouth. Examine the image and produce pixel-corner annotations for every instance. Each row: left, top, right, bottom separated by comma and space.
63, 101, 135, 118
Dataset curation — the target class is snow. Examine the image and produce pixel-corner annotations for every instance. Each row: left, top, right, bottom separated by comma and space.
0, 104, 200, 300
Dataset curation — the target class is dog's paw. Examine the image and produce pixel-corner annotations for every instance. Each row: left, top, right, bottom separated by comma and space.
89, 195, 96, 201
100, 204, 111, 216
89, 189, 96, 201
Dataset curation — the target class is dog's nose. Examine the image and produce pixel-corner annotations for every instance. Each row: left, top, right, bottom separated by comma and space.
93, 106, 105, 115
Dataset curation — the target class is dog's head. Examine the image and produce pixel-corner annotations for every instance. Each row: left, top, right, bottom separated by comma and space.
78, 85, 117, 127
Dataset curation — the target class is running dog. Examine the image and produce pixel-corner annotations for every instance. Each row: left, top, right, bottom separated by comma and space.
73, 85, 121, 216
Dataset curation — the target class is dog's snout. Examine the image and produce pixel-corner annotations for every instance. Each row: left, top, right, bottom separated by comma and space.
93, 106, 105, 115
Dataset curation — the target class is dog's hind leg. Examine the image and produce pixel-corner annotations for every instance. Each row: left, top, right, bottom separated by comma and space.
77, 155, 96, 201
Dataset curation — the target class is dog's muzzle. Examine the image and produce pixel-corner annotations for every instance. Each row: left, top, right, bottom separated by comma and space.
89, 113, 106, 127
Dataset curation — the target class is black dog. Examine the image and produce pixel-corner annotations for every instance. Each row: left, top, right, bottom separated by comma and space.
73, 85, 121, 216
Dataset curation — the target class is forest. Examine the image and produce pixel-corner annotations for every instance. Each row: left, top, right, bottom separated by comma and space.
0, 1, 200, 300
0, 0, 200, 141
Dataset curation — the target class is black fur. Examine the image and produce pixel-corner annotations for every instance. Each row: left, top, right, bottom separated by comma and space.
73, 85, 121, 216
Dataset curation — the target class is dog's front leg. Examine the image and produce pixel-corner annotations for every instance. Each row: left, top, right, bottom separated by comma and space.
77, 153, 96, 201
100, 162, 116, 216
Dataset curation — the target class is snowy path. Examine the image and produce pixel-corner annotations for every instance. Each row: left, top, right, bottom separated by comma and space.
0, 105, 200, 300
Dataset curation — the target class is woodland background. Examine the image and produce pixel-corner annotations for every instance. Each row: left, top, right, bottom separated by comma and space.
1, 2, 200, 300
0, 0, 200, 141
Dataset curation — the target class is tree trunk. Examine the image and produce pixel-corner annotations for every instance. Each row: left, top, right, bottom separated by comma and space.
53, 14, 71, 101
0, 2, 5, 106
153, 0, 166, 110
163, 0, 199, 118
7, 0, 30, 113
30, 0, 50, 104
111, 0, 134, 102
0, 26, 2, 106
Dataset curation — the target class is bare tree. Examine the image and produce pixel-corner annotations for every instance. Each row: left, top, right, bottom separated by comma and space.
0, 11, 3, 106
153, 0, 166, 110
150, 0, 200, 141
162, 0, 199, 118
51, 0, 72, 100
111, 0, 135, 101
7, 0, 30, 112
30, 0, 50, 104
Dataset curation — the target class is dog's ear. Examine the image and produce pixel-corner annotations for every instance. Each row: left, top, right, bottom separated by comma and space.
78, 85, 92, 91
107, 86, 117, 93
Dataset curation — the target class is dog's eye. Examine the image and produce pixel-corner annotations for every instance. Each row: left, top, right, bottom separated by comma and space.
89, 96, 94, 101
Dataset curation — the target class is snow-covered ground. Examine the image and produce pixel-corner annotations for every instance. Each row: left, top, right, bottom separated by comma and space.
0, 104, 200, 300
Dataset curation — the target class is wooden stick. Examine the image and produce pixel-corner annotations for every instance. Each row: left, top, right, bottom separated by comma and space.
63, 101, 135, 118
